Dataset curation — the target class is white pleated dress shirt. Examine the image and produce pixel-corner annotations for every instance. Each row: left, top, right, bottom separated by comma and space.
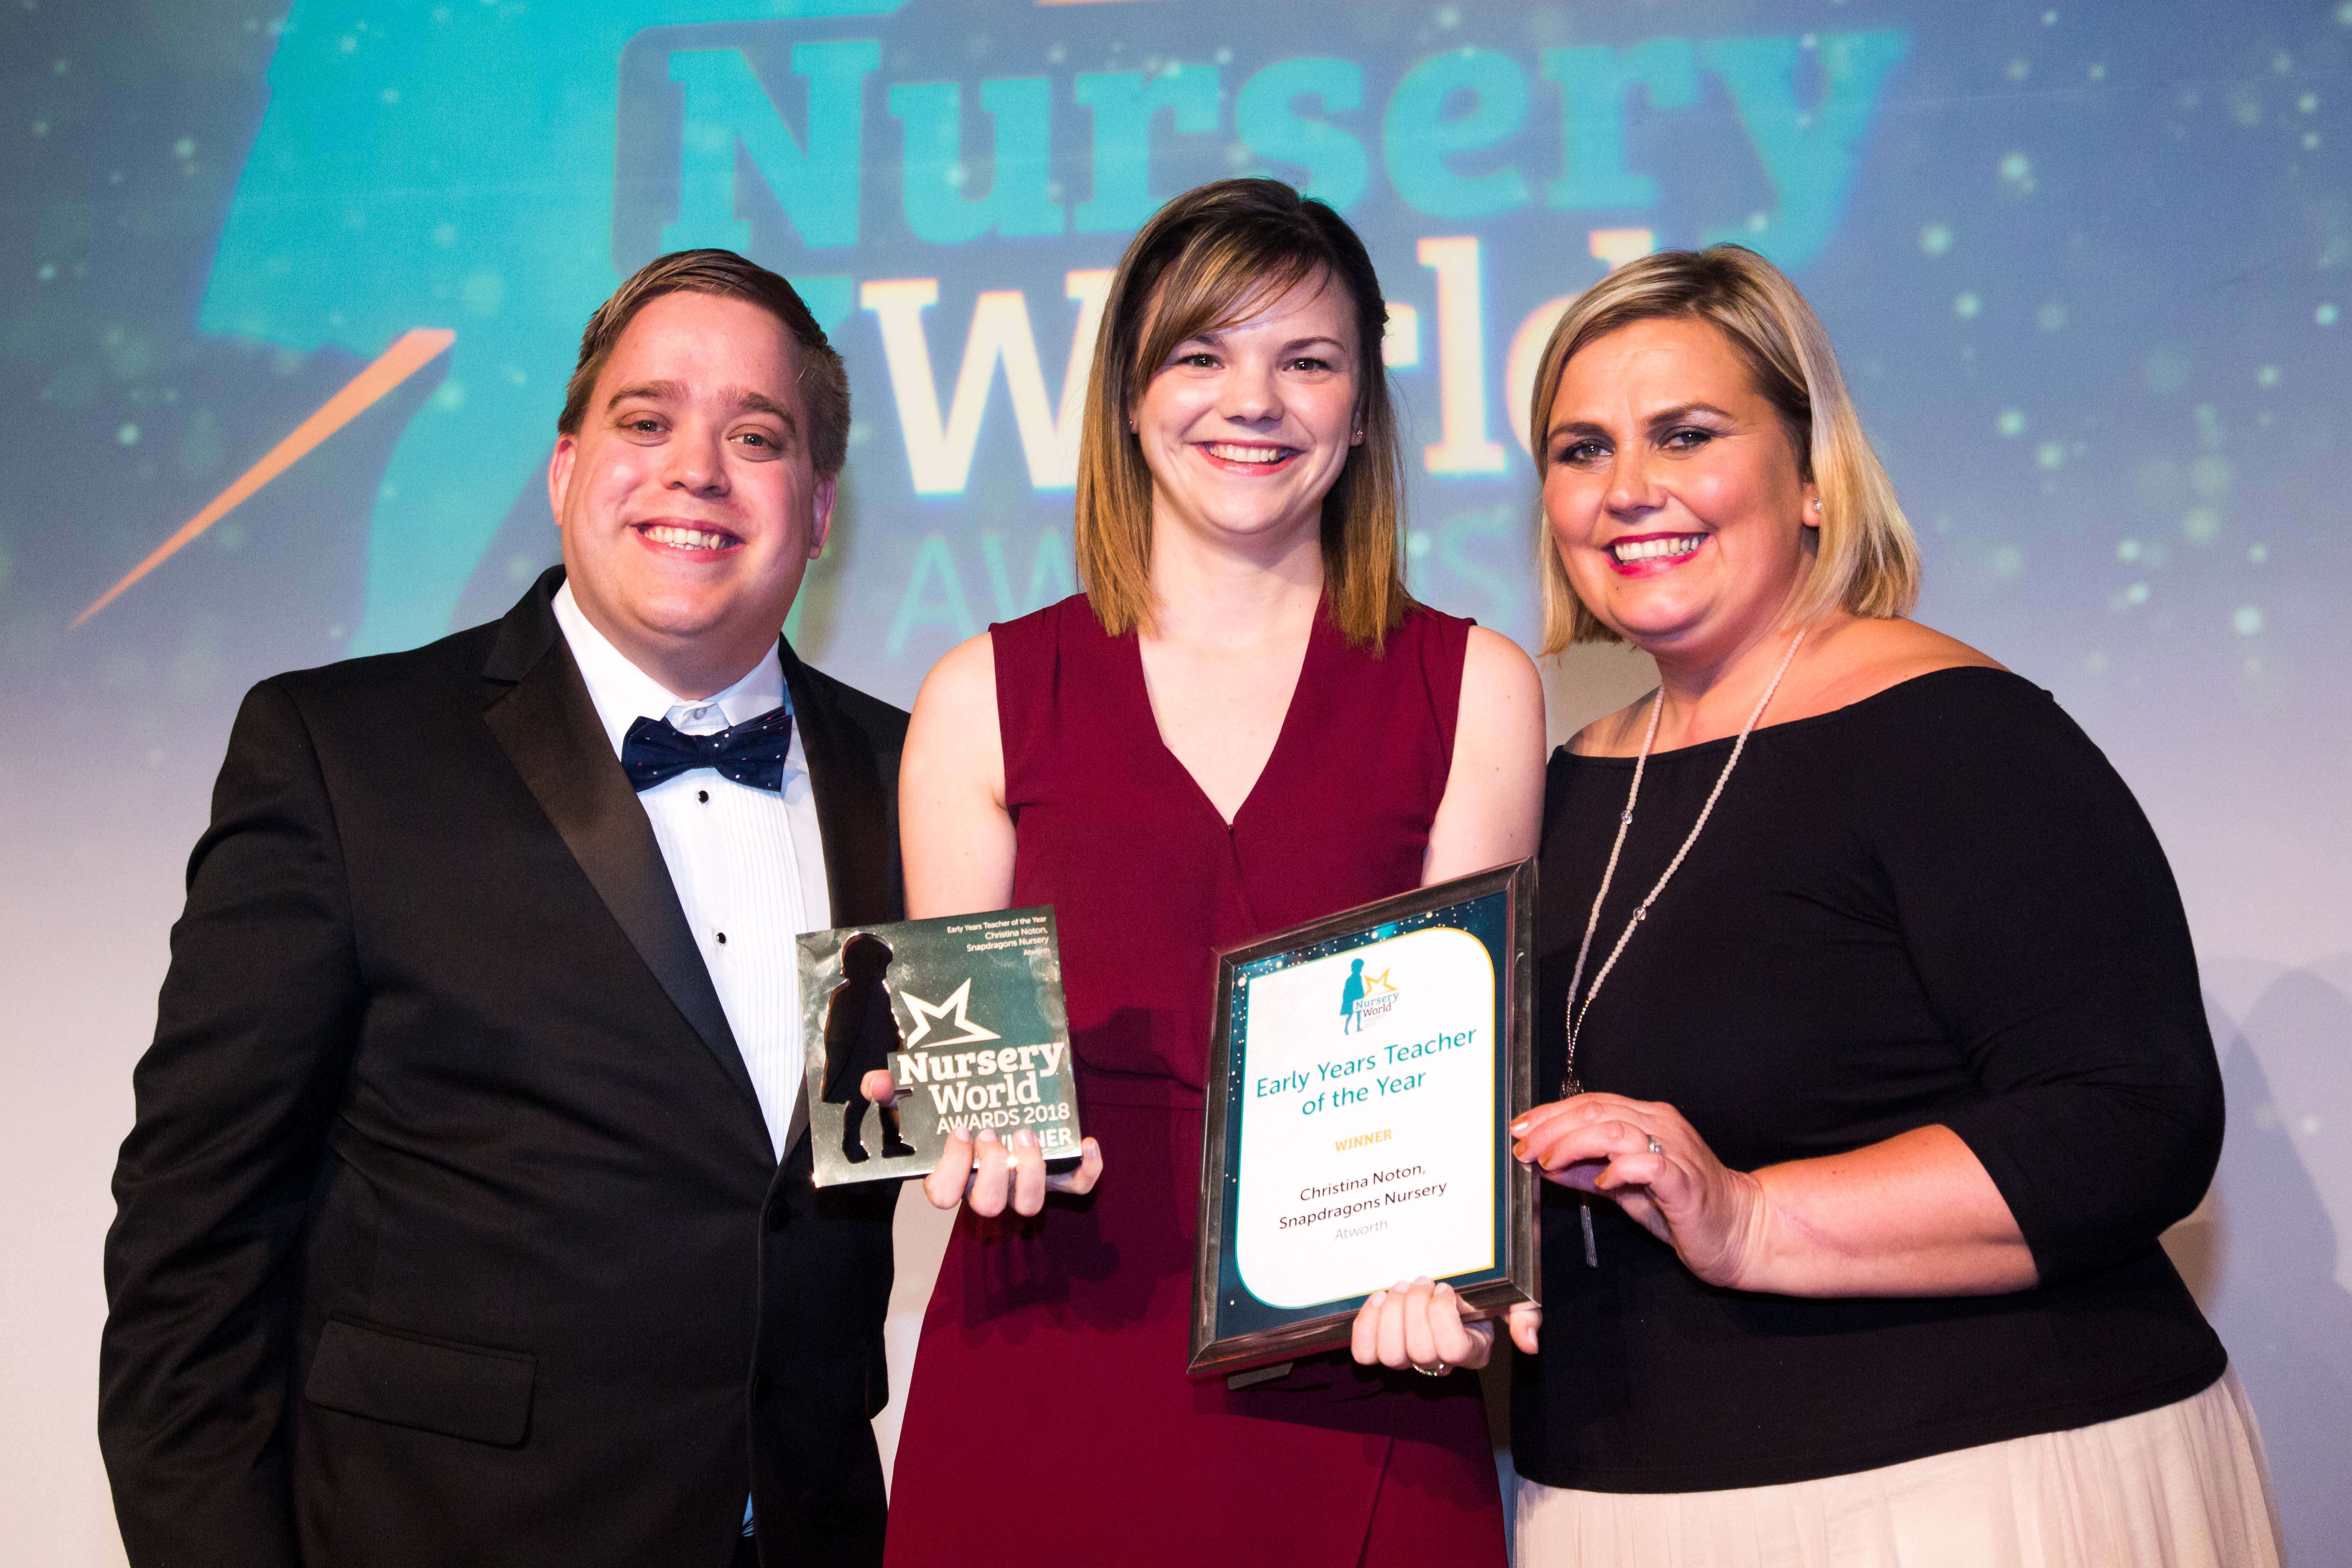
552, 583, 829, 1161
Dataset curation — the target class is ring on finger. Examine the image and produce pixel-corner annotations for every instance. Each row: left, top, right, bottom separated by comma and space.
1645, 1135, 1664, 1155
1412, 1362, 1450, 1377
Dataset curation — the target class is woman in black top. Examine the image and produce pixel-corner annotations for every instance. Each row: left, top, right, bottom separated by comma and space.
1359, 246, 2283, 1566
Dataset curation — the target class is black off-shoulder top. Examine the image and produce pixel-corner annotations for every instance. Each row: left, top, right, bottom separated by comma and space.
1511, 668, 2228, 1492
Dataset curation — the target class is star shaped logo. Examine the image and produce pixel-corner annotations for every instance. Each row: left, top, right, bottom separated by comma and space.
899, 979, 1002, 1049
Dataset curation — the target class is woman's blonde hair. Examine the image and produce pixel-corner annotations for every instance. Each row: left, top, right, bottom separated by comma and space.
1528, 244, 1919, 654
1074, 179, 1411, 648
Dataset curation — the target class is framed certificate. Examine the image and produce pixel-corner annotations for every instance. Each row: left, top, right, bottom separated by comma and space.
1187, 861, 1538, 1380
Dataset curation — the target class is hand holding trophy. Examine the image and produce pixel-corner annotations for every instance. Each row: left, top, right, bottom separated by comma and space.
803, 908, 1098, 1219
857, 1066, 1102, 1216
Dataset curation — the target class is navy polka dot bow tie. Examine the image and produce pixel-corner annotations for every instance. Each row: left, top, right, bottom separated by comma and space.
619, 706, 794, 793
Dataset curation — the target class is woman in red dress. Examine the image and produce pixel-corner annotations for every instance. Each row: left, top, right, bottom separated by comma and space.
882, 179, 1545, 1563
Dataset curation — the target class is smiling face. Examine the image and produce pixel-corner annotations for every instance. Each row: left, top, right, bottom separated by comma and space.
547, 289, 835, 698
1541, 314, 1819, 665
1132, 270, 1364, 559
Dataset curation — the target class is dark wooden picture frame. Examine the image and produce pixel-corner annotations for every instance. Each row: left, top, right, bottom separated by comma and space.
1187, 860, 1538, 1381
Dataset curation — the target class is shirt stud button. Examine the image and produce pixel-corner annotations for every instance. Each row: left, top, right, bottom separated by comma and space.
698, 789, 709, 803
716, 932, 728, 945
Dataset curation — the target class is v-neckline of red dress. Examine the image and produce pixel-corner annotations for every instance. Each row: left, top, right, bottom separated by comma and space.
1123, 599, 1330, 834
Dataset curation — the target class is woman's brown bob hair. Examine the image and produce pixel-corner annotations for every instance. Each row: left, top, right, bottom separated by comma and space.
1528, 244, 1920, 654
1074, 179, 1411, 647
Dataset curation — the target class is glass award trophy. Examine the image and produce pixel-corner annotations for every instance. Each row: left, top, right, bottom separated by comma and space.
800, 906, 1082, 1187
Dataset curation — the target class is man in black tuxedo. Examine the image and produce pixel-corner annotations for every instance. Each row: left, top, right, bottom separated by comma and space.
100, 251, 904, 1568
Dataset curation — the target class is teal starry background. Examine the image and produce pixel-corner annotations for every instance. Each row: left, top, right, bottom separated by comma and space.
1, 2, 2347, 1561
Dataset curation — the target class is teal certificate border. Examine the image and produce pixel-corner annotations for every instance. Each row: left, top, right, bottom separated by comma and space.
1188, 861, 1537, 1380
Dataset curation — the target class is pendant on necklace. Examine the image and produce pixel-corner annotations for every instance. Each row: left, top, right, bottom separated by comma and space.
1579, 1202, 1599, 1268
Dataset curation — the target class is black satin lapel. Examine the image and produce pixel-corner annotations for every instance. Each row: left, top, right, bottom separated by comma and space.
480, 629, 760, 1116
779, 640, 893, 929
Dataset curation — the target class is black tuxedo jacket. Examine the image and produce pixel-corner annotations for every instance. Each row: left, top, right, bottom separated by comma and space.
100, 569, 905, 1568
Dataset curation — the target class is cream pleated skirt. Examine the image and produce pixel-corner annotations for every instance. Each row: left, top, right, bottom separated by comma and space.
1513, 1369, 2283, 1568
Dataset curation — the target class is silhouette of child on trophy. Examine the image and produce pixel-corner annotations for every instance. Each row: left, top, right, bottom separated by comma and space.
1340, 957, 1367, 1034
821, 934, 917, 1162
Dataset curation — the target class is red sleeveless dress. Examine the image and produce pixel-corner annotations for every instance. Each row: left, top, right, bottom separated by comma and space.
883, 594, 1506, 1567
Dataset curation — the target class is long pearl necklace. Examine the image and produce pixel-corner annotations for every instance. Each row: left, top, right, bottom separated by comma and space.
1560, 628, 1807, 1101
